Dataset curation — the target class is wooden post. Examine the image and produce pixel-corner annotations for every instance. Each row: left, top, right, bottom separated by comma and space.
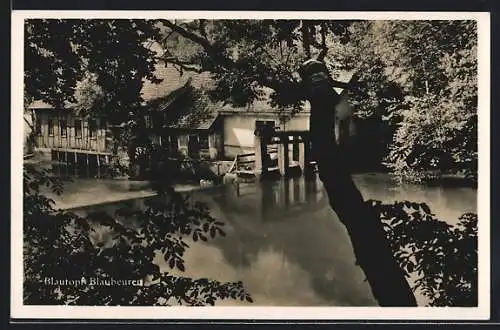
278, 142, 285, 176
261, 137, 269, 178
283, 138, 289, 177
299, 137, 305, 173
303, 136, 312, 177
254, 134, 263, 177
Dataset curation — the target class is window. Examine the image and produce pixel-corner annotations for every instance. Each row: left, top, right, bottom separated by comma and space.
88, 119, 97, 139
255, 120, 275, 136
144, 115, 152, 129
199, 132, 209, 149
60, 118, 67, 137
75, 119, 82, 138
169, 135, 178, 151
48, 118, 54, 136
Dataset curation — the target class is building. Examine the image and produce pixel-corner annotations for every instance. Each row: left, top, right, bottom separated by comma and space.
28, 100, 112, 168
145, 79, 223, 160
26, 64, 356, 176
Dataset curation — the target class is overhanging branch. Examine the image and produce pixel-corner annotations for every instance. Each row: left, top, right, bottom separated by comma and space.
162, 56, 203, 73
159, 20, 304, 102
161, 20, 214, 54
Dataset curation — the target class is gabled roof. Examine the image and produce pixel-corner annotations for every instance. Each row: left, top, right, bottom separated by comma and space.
147, 82, 221, 131
140, 65, 213, 102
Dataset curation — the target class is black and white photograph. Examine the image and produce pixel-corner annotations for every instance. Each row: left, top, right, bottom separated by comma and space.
12, 11, 490, 320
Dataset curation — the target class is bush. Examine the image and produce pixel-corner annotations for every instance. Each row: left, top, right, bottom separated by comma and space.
369, 199, 477, 306
23, 165, 252, 305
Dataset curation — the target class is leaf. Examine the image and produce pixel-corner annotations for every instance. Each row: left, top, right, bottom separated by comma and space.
421, 203, 432, 214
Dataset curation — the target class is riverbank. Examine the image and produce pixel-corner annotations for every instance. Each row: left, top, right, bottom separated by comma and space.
46, 179, 225, 210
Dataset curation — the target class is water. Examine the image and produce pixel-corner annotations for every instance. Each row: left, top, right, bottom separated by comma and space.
66, 173, 476, 306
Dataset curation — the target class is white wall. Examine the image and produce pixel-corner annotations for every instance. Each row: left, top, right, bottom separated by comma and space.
222, 113, 309, 159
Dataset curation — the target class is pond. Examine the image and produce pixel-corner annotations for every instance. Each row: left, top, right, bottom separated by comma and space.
67, 173, 477, 307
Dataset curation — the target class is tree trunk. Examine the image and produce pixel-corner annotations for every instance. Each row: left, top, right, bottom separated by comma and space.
305, 64, 417, 307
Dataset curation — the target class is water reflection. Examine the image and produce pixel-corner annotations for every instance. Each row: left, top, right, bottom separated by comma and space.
69, 173, 477, 306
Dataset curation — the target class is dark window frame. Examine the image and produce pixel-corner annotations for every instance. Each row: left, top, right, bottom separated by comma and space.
199, 132, 210, 150
47, 118, 54, 136
88, 119, 97, 139
35, 118, 42, 136
60, 118, 67, 137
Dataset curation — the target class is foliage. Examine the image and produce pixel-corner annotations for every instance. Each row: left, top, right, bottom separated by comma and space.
336, 21, 478, 182
158, 19, 478, 182
25, 19, 164, 172
369, 199, 477, 306
158, 19, 354, 109
23, 19, 478, 306
25, 19, 162, 112
24, 165, 252, 305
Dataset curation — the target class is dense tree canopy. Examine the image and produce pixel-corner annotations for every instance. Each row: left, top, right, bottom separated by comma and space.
335, 21, 478, 181
25, 18, 478, 182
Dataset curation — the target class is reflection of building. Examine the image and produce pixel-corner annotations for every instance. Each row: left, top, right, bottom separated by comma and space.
260, 177, 324, 222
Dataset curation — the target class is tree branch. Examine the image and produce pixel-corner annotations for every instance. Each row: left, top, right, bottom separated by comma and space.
162, 56, 203, 74
160, 20, 305, 103
162, 20, 215, 55
24, 116, 35, 131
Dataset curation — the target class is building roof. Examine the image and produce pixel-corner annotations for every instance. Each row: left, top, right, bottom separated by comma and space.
27, 62, 354, 120
147, 81, 221, 131
140, 65, 213, 102
27, 99, 74, 110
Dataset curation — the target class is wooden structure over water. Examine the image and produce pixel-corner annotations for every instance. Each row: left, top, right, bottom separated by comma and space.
227, 127, 316, 180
